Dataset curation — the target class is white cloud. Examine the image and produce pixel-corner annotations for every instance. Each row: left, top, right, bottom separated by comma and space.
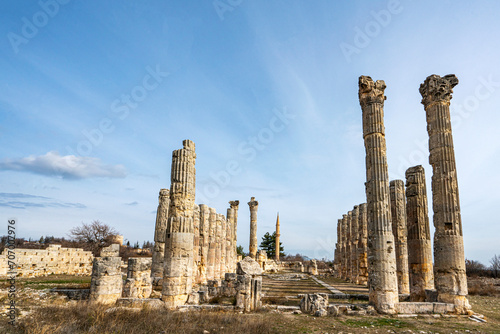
0, 151, 126, 179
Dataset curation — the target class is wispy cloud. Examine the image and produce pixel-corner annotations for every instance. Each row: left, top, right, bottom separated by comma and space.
0, 193, 86, 210
0, 151, 126, 179
124, 201, 138, 206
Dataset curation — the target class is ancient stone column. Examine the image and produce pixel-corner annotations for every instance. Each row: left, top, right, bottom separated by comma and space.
340, 214, 348, 280
248, 197, 259, 259
123, 258, 152, 299
405, 165, 435, 302
227, 206, 235, 273
230, 200, 240, 269
356, 203, 369, 286
389, 180, 410, 295
334, 218, 342, 278
275, 213, 281, 261
219, 213, 227, 279
420, 74, 469, 313
198, 204, 210, 284
214, 213, 222, 280
193, 204, 202, 283
345, 211, 352, 281
151, 188, 169, 283
162, 139, 196, 308
359, 75, 399, 314
207, 207, 217, 280
90, 244, 122, 304
350, 206, 359, 283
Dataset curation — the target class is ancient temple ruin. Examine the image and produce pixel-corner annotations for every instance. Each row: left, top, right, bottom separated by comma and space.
333, 74, 471, 315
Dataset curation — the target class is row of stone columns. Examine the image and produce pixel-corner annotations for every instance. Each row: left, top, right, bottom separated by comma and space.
149, 140, 242, 309
334, 203, 368, 286
335, 75, 469, 314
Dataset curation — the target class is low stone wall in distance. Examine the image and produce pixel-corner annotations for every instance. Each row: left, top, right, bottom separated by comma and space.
0, 244, 94, 277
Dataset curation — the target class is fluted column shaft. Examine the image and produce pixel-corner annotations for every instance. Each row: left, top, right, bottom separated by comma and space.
207, 207, 217, 280
248, 197, 259, 259
405, 165, 434, 301
151, 189, 169, 280
359, 76, 398, 314
351, 206, 359, 282
162, 140, 196, 308
275, 213, 281, 261
356, 203, 369, 285
389, 180, 410, 295
420, 74, 469, 312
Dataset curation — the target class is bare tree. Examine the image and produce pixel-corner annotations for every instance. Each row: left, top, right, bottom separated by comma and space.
490, 254, 500, 278
465, 259, 486, 277
68, 220, 119, 256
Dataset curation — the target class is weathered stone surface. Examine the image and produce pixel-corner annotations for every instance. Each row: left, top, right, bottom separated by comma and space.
405, 165, 435, 302
207, 207, 217, 281
214, 213, 222, 280
307, 259, 318, 275
100, 244, 120, 257
219, 213, 227, 279
299, 293, 328, 316
334, 218, 342, 278
237, 257, 262, 276
123, 258, 152, 299
359, 75, 399, 314
229, 200, 240, 272
198, 204, 210, 284
90, 252, 123, 304
389, 180, 410, 295
339, 214, 347, 280
235, 274, 262, 312
151, 189, 170, 281
248, 197, 259, 259
162, 140, 196, 309
345, 211, 352, 281
420, 74, 469, 314
350, 206, 359, 282
0, 244, 93, 278
356, 203, 369, 286
116, 298, 165, 308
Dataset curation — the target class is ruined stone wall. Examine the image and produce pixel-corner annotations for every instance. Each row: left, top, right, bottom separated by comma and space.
0, 244, 93, 278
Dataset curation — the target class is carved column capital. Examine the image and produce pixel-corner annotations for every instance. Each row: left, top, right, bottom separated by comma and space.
248, 197, 258, 209
229, 200, 240, 210
358, 76, 387, 107
419, 74, 458, 108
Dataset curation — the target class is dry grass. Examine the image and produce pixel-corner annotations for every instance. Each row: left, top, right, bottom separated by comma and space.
468, 277, 500, 297
3, 303, 278, 334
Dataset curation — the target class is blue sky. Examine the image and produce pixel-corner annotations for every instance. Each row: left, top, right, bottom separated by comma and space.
1, 1, 499, 264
